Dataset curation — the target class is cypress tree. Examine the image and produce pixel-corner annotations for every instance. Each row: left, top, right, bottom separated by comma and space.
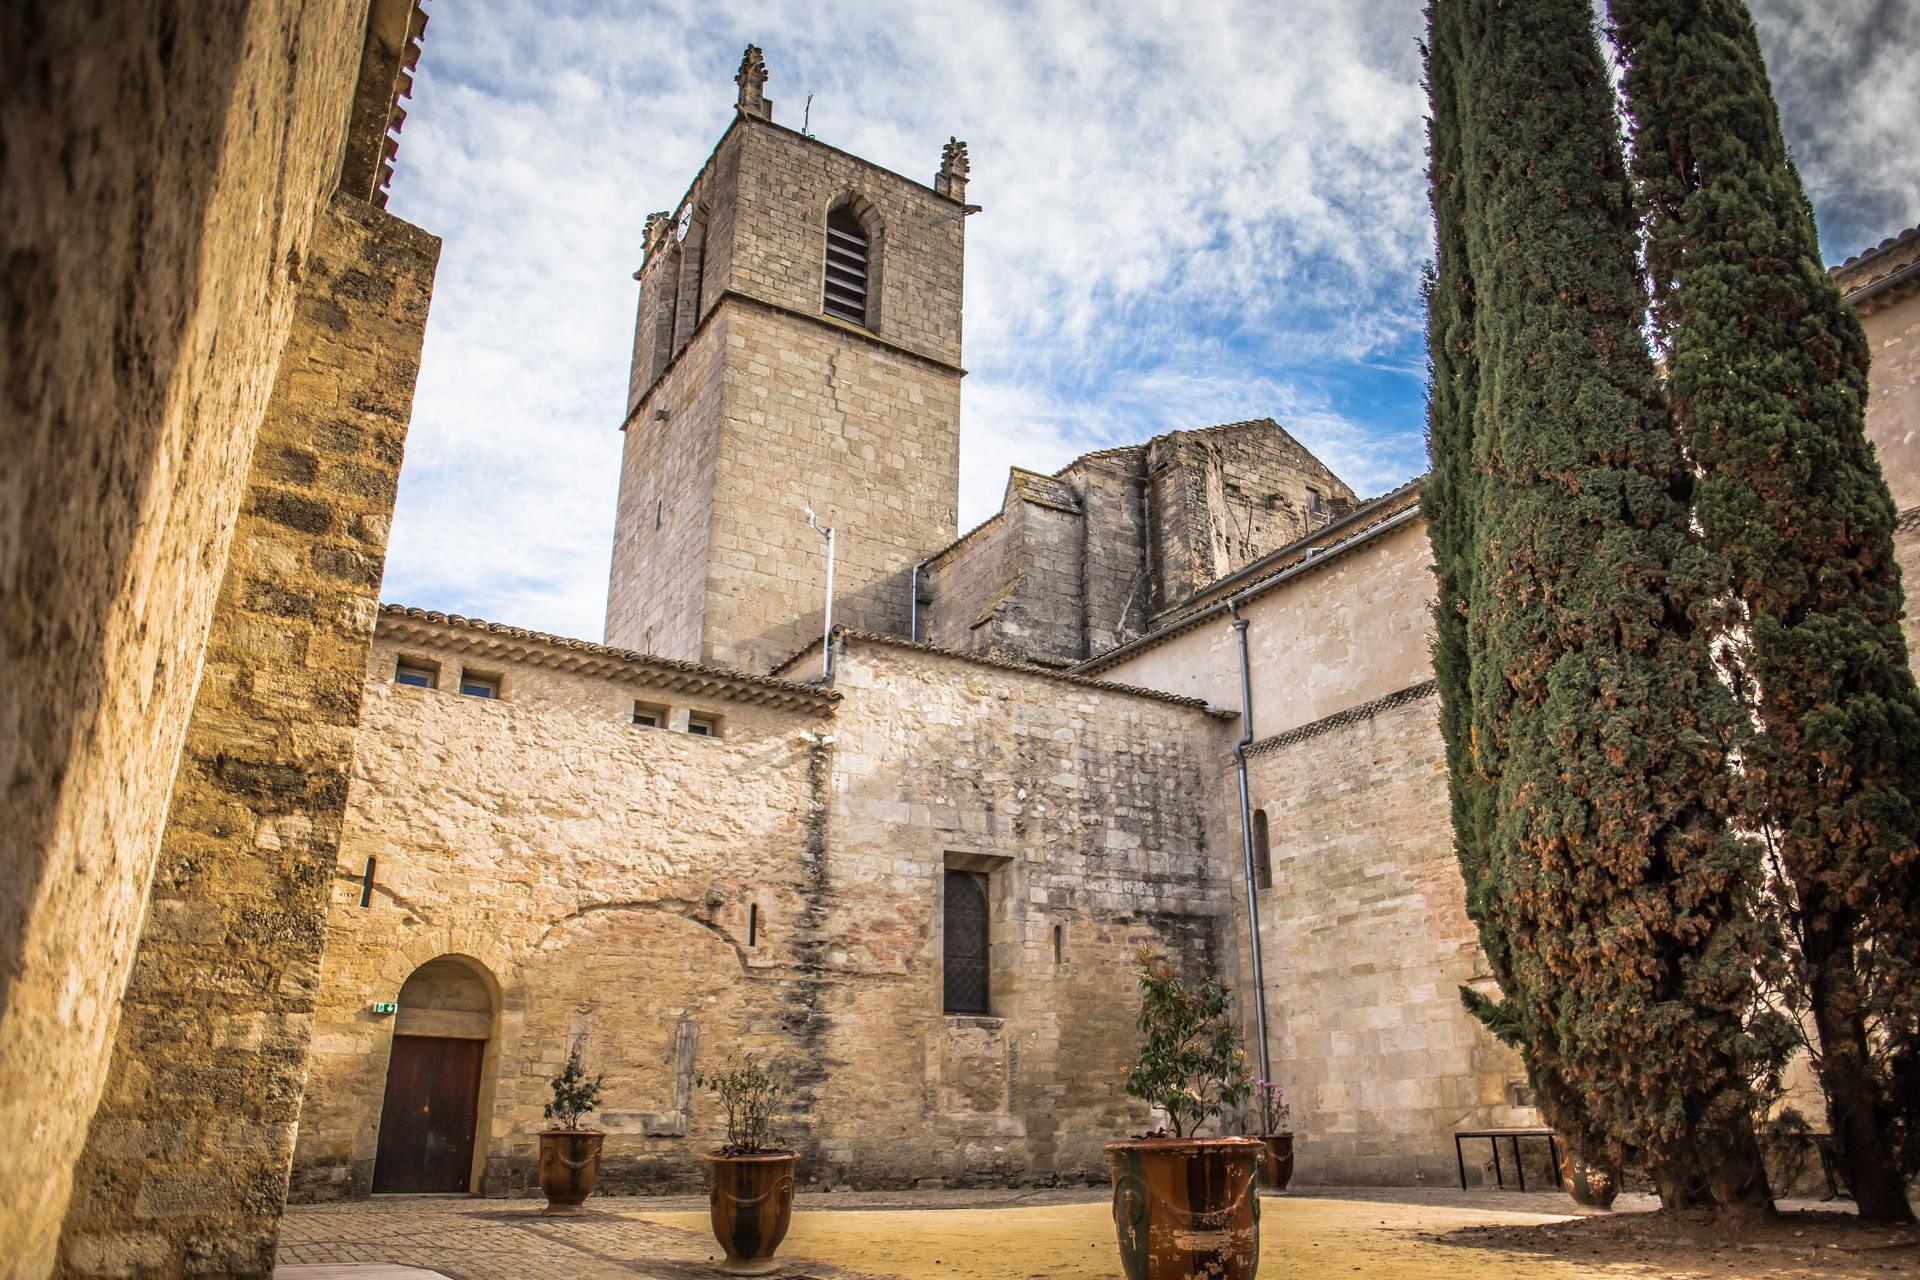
1421, 0, 1490, 1000
1611, 0, 1920, 1222
1420, 0, 1601, 1162
1437, 0, 1776, 1214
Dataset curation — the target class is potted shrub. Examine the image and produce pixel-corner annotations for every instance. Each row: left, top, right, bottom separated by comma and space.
538, 1048, 605, 1214
1103, 949, 1263, 1280
1252, 1080, 1294, 1191
697, 1060, 796, 1276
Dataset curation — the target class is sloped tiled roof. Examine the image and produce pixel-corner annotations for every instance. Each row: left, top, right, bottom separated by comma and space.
769, 627, 1237, 717
1832, 224, 1920, 313
379, 605, 838, 712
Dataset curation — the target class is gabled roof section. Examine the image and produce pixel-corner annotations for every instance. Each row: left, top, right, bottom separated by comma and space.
379, 605, 838, 714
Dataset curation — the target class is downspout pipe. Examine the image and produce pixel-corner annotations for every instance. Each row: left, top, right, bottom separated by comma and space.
909, 557, 930, 643
1229, 597, 1274, 1092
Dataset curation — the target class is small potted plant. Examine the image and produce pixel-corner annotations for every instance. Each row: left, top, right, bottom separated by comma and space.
697, 1060, 796, 1275
1103, 949, 1263, 1280
1252, 1080, 1294, 1191
538, 1047, 605, 1214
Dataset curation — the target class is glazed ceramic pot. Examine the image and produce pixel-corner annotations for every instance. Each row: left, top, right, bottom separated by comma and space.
538, 1130, 603, 1214
1557, 1144, 1619, 1210
1104, 1136, 1263, 1280
1257, 1133, 1294, 1191
705, 1150, 798, 1275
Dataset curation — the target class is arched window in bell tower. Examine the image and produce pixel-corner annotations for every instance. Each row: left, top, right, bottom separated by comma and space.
823, 206, 871, 326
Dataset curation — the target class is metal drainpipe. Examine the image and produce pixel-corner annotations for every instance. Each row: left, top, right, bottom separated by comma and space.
1229, 597, 1274, 1089
909, 557, 929, 643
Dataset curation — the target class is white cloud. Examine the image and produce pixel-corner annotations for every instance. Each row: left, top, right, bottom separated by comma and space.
377, 0, 1914, 644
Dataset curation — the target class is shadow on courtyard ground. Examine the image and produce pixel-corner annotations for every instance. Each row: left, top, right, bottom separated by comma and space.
1429, 1204, 1920, 1278
278, 1186, 1920, 1279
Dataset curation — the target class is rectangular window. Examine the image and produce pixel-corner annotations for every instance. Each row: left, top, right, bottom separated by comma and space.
395, 657, 438, 689
458, 670, 501, 699
943, 869, 991, 1015
632, 700, 667, 728
686, 713, 720, 737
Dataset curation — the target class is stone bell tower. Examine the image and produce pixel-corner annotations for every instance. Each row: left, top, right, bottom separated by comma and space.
604, 45, 973, 673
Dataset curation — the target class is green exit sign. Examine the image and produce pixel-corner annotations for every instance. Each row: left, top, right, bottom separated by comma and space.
371, 1001, 398, 1015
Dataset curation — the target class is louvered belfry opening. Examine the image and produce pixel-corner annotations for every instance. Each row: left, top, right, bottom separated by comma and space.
823, 206, 871, 326
943, 869, 990, 1015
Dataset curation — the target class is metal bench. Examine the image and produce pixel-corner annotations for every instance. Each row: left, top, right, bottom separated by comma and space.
1453, 1126, 1561, 1191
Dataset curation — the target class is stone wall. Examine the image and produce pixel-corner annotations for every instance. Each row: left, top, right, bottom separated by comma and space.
0, 2, 379, 1268
1144, 422, 1356, 613
603, 311, 729, 662
1095, 507, 1531, 1183
1238, 690, 1531, 1184
813, 639, 1236, 1183
702, 303, 961, 670
291, 628, 1234, 1197
56, 195, 438, 1279
1836, 233, 1919, 512
725, 122, 965, 369
1091, 506, 1432, 737
606, 112, 966, 671
292, 621, 837, 1200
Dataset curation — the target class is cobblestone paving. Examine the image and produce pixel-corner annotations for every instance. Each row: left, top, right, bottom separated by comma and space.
276, 1194, 887, 1280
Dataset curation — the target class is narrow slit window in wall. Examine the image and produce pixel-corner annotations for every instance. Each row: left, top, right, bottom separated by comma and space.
943, 869, 990, 1015
748, 903, 759, 948
1052, 922, 1064, 965
823, 208, 870, 326
359, 857, 377, 909
1253, 808, 1273, 891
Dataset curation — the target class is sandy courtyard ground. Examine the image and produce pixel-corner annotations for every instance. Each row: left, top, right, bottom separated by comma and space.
276, 1186, 1920, 1279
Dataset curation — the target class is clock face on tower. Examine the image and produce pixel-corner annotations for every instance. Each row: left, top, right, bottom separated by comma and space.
676, 206, 694, 242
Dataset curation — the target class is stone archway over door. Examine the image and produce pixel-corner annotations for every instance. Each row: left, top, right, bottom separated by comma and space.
373, 956, 494, 1193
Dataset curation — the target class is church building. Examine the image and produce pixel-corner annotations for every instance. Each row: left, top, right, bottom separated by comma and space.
284, 47, 1920, 1203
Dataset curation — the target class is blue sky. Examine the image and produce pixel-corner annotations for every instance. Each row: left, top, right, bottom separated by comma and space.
380, 0, 1920, 643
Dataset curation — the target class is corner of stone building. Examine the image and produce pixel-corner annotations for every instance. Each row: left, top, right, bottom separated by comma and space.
0, 0, 406, 1270
52, 191, 439, 1280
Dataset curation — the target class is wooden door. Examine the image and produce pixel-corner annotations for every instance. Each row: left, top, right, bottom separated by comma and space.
372, 1035, 485, 1193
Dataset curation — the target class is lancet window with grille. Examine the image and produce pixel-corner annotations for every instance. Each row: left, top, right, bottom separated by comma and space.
943, 869, 990, 1015
823, 207, 870, 326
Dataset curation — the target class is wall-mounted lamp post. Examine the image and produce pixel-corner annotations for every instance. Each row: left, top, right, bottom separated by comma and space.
805, 506, 836, 679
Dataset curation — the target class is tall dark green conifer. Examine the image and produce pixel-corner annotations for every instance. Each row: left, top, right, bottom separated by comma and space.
1611, 0, 1920, 1222
1433, 0, 1775, 1214
1420, 0, 1490, 1001
1421, 0, 1599, 1161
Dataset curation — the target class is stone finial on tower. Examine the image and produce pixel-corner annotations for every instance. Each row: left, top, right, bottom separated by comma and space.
735, 44, 772, 121
935, 137, 970, 202
642, 210, 675, 260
